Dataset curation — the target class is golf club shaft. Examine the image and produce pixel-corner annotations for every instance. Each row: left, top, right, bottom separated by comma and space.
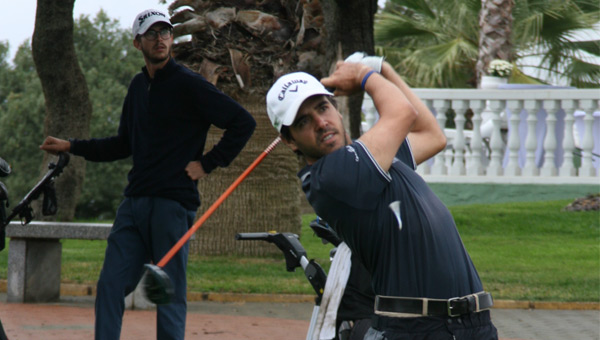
156, 136, 282, 268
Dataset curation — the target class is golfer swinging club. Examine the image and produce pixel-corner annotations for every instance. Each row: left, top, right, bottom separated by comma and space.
266, 55, 498, 339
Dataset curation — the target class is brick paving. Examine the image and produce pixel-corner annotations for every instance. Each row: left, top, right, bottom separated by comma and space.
0, 297, 598, 340
0, 302, 309, 340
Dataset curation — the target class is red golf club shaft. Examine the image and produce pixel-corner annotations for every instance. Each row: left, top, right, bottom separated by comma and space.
156, 137, 282, 268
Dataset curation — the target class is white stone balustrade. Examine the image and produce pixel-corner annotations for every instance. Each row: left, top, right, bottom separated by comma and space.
362, 88, 599, 184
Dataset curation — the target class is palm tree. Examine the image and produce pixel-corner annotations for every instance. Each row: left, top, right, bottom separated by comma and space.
376, 0, 600, 88
163, 0, 378, 255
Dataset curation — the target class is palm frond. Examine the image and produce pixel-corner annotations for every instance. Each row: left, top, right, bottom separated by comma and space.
375, 12, 439, 45
564, 57, 600, 87
572, 40, 600, 57
388, 0, 436, 19
402, 38, 477, 88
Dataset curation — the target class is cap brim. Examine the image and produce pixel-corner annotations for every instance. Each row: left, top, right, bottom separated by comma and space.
281, 90, 334, 128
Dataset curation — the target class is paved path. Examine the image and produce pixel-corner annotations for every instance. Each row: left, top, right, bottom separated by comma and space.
0, 296, 598, 339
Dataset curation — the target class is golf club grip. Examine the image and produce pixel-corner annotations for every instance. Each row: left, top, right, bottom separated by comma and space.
156, 137, 282, 268
235, 232, 272, 241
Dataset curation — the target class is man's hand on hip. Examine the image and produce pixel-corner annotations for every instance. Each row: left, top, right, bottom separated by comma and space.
185, 161, 207, 180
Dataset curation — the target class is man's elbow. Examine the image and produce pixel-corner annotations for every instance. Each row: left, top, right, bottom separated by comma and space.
433, 130, 447, 153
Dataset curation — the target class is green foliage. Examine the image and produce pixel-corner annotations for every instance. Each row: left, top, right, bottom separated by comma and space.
0, 11, 143, 220
376, 0, 600, 88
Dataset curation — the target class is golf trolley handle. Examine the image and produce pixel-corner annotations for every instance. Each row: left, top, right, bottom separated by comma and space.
235, 231, 327, 299
236, 232, 308, 271
4, 152, 70, 226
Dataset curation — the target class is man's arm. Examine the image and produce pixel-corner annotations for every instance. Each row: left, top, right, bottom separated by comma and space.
197, 105, 256, 174
379, 62, 446, 164
321, 61, 417, 172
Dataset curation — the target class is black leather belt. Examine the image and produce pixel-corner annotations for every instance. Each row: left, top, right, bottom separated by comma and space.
374, 291, 494, 318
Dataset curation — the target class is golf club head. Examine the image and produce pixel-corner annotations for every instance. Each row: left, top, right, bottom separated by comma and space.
143, 264, 174, 305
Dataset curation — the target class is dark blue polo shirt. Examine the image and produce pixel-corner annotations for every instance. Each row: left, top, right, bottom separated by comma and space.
299, 139, 483, 299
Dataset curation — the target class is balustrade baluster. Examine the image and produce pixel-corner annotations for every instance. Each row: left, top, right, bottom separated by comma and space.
505, 100, 522, 176
579, 100, 597, 177
467, 100, 485, 175
559, 100, 577, 177
486, 100, 504, 176
522, 100, 540, 176
450, 100, 468, 175
541, 100, 560, 176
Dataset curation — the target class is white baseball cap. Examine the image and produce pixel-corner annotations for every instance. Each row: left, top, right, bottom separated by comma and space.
132, 9, 173, 37
266, 72, 333, 132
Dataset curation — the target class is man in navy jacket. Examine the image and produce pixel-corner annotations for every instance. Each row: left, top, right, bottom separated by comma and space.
40, 9, 256, 340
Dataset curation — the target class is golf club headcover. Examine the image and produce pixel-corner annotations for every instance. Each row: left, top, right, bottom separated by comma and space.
344, 51, 384, 73
42, 181, 58, 216
0, 158, 10, 177
143, 264, 174, 305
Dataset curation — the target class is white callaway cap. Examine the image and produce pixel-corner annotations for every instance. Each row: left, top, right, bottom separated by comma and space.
266, 72, 333, 132
132, 9, 173, 36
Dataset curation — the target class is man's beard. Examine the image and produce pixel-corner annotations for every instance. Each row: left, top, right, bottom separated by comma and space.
141, 44, 171, 65
299, 128, 348, 162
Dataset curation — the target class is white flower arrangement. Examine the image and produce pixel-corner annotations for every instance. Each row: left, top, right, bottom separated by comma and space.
487, 59, 513, 78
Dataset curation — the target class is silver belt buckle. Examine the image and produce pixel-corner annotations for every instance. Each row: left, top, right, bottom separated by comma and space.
447, 297, 461, 317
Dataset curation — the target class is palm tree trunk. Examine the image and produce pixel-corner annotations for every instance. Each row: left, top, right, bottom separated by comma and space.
192, 88, 302, 256
476, 0, 515, 87
322, 0, 379, 139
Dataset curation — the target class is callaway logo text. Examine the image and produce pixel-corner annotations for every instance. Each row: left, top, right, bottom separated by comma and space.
278, 79, 308, 101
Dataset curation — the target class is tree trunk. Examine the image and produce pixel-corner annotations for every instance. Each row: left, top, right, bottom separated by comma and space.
32, 0, 91, 221
476, 0, 514, 87
193, 88, 301, 256
322, 0, 378, 139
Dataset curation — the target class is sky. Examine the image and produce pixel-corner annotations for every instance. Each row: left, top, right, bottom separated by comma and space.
1, 0, 170, 62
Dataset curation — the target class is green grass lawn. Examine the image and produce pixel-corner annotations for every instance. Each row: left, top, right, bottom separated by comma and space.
452, 200, 599, 302
0, 199, 597, 302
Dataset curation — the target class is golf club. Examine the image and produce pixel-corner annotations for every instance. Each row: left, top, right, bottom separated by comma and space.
142, 136, 282, 304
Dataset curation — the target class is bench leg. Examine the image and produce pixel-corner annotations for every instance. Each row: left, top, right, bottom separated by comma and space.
7, 238, 61, 303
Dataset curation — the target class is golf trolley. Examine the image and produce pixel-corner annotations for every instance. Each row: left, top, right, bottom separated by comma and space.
0, 152, 70, 246
0, 152, 70, 340
236, 218, 360, 340
235, 230, 327, 340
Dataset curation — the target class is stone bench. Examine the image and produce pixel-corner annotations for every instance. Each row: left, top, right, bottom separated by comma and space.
5, 221, 152, 309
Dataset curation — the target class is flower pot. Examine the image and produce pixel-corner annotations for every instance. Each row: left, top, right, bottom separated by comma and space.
480, 75, 508, 89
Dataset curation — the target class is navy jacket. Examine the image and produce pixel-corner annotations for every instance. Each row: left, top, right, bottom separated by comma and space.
70, 58, 256, 210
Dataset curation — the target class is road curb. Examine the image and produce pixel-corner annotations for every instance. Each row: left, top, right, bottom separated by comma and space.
1, 280, 597, 310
